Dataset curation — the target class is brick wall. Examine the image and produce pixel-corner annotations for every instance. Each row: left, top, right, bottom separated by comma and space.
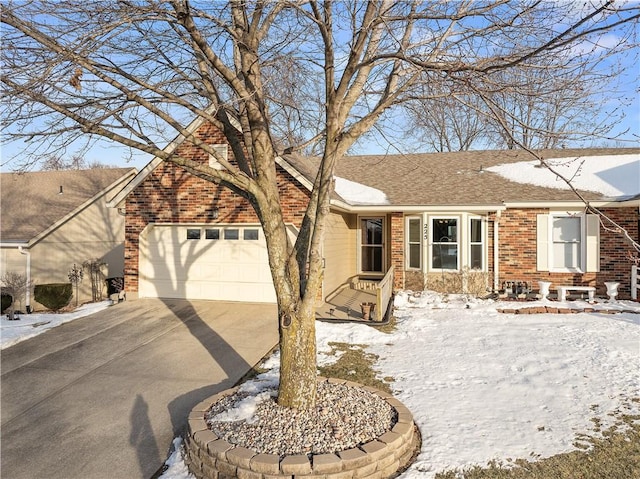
124, 123, 310, 294
596, 207, 639, 298
389, 213, 404, 290
498, 207, 638, 299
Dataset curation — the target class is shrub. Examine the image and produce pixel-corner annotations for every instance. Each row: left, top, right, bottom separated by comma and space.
34, 283, 73, 312
1, 293, 12, 313
106, 277, 124, 296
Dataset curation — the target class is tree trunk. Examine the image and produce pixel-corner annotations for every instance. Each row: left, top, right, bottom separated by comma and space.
277, 300, 318, 409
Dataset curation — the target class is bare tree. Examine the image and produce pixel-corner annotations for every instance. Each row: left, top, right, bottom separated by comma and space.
479, 56, 630, 150
2, 1, 638, 409
83, 258, 107, 302
40, 154, 113, 170
404, 84, 487, 151
0, 271, 32, 319
404, 27, 637, 152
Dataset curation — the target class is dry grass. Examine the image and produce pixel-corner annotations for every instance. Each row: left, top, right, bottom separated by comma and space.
435, 400, 640, 479
317, 342, 394, 394
428, 268, 490, 296
244, 329, 638, 479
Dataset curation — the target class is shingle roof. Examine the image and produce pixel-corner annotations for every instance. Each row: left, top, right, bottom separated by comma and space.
1, 168, 135, 243
284, 148, 640, 206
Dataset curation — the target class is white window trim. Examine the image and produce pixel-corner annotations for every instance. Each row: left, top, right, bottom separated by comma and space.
182, 225, 261, 242
208, 143, 228, 169
429, 216, 461, 272
357, 216, 386, 274
406, 216, 422, 270
548, 213, 585, 273
468, 216, 487, 272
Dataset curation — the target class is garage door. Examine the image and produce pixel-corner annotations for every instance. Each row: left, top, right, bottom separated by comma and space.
139, 225, 276, 303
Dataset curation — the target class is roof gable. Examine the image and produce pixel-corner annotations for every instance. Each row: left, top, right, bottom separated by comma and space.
1, 168, 136, 243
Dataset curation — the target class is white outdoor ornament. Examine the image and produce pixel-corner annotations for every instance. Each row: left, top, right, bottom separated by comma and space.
538, 281, 552, 301
604, 282, 620, 302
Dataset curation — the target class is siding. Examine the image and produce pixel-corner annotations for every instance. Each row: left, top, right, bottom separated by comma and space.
1, 192, 125, 311
322, 211, 357, 297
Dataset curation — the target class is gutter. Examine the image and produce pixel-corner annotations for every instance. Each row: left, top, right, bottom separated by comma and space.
502, 199, 639, 208
18, 246, 31, 310
330, 199, 507, 214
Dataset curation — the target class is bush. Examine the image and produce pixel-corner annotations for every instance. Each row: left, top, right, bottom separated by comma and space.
1, 293, 12, 313
34, 283, 73, 312
106, 277, 124, 296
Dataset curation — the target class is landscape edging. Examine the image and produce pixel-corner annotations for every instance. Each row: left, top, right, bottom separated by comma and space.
184, 378, 419, 479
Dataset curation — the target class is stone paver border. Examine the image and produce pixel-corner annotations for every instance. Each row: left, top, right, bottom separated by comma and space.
184, 377, 420, 479
497, 306, 639, 315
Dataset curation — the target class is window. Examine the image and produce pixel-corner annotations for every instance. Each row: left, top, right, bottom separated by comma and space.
551, 215, 582, 270
469, 218, 484, 270
186, 229, 201, 240
208, 144, 228, 169
205, 228, 220, 240
224, 229, 239, 240
431, 218, 458, 270
537, 213, 599, 273
244, 229, 259, 240
360, 217, 384, 273
407, 217, 421, 269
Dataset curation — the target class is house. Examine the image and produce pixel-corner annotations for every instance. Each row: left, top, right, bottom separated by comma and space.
108, 119, 639, 309
1, 168, 137, 311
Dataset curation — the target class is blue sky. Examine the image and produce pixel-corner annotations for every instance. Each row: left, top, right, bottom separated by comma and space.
1, 4, 638, 172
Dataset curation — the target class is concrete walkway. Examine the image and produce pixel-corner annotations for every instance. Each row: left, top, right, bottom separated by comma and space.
1, 299, 278, 479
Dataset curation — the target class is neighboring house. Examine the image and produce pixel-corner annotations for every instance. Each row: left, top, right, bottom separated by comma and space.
1, 168, 137, 311
108, 119, 640, 303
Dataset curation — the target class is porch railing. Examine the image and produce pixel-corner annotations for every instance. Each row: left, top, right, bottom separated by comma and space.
375, 265, 395, 321
632, 265, 639, 300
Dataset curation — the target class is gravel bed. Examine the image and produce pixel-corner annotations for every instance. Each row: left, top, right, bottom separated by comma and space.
206, 381, 397, 457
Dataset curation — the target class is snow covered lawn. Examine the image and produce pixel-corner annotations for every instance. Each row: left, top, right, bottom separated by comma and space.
0, 300, 112, 350
161, 291, 640, 478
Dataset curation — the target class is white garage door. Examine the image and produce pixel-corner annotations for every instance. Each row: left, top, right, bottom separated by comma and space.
139, 225, 276, 303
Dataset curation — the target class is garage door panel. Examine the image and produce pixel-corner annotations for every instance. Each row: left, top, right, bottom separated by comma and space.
139, 225, 276, 303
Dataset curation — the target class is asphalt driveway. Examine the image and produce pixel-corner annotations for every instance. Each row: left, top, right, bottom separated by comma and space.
1, 298, 278, 479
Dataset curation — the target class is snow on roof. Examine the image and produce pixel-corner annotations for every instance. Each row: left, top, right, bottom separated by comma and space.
486, 154, 640, 199
334, 176, 390, 205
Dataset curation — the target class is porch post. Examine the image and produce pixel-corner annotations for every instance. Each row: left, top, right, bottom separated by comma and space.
493, 210, 501, 291
390, 212, 404, 290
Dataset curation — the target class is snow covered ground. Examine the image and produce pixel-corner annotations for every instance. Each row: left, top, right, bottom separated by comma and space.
0, 300, 112, 350
2, 293, 636, 477
160, 291, 640, 478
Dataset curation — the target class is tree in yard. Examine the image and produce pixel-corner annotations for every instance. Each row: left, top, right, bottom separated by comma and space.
82, 258, 107, 302
2, 1, 638, 409
68, 263, 83, 307
0, 271, 32, 319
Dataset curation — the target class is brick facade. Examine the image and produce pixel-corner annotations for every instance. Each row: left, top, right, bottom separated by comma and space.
497, 207, 638, 299
392, 207, 637, 298
123, 123, 310, 294
389, 212, 404, 290
120, 121, 638, 299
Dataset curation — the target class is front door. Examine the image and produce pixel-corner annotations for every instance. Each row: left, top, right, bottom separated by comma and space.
360, 217, 384, 273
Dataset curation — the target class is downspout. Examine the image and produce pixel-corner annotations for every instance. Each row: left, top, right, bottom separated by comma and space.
493, 210, 501, 292
18, 246, 31, 312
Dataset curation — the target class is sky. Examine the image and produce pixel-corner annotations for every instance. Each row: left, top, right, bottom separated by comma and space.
1, 3, 638, 173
